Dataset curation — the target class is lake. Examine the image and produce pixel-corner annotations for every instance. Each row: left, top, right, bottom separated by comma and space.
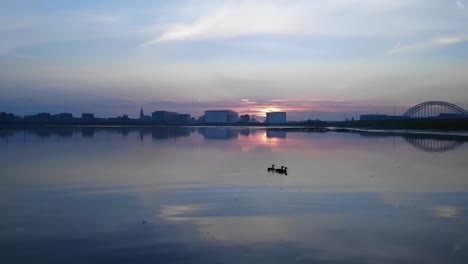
1, 127, 467, 263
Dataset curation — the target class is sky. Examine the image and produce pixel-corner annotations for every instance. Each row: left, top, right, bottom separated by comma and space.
0, 0, 468, 120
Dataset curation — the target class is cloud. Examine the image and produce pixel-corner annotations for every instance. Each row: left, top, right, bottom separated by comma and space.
0, 12, 134, 58
81, 14, 121, 25
142, 1, 306, 46
387, 36, 468, 55
142, 0, 424, 46
457, 0, 465, 11
388, 41, 401, 53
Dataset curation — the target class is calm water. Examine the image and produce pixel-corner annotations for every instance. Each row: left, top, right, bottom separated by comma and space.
1, 127, 468, 263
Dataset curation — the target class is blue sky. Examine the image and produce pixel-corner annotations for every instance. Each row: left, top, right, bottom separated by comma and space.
1, 0, 468, 120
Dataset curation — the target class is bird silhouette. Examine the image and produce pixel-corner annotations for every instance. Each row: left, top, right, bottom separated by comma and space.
267, 164, 275, 172
276, 166, 288, 174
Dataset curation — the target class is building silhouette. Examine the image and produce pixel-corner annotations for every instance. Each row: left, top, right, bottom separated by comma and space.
53, 113, 74, 122
152, 111, 178, 124
204, 110, 239, 123
23, 113, 52, 122
151, 111, 191, 124
81, 113, 95, 122
266, 112, 287, 124
139, 108, 151, 121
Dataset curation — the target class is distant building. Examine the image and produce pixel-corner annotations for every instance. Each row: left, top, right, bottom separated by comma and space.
204, 110, 239, 123
139, 108, 151, 121
0, 112, 20, 122
360, 115, 388, 121
53, 113, 74, 122
197, 115, 205, 123
360, 115, 406, 121
152, 111, 190, 124
266, 112, 287, 124
81, 113, 95, 122
177, 114, 191, 123
24, 113, 52, 122
152, 111, 179, 123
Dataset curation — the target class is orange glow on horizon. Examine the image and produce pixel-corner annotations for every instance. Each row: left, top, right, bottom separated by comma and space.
258, 107, 282, 117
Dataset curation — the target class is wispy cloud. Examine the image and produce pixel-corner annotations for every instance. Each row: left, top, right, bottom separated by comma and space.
0, 12, 130, 58
387, 36, 468, 55
142, 0, 423, 46
142, 1, 306, 46
457, 0, 466, 12
388, 41, 401, 54
81, 14, 120, 24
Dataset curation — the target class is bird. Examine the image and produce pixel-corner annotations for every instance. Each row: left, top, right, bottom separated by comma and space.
267, 164, 276, 172
275, 166, 288, 174
277, 166, 288, 174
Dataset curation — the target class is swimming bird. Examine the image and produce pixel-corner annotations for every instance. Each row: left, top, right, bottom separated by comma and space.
267, 164, 275, 172
276, 166, 288, 174
275, 166, 285, 173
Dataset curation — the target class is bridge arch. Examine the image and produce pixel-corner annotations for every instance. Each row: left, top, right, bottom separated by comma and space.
403, 101, 467, 118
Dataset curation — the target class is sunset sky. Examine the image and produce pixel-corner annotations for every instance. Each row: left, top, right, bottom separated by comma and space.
1, 0, 468, 120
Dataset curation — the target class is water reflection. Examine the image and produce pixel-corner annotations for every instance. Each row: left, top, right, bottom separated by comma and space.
199, 127, 238, 140
151, 127, 193, 140
432, 205, 464, 218
358, 131, 467, 153
405, 135, 465, 153
266, 130, 286, 139
1, 127, 468, 263
1, 127, 466, 154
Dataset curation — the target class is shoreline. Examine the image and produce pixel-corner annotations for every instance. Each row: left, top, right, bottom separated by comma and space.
1, 125, 468, 139
268, 127, 468, 139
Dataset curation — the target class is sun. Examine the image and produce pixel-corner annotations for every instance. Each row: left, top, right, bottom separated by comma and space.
259, 107, 282, 116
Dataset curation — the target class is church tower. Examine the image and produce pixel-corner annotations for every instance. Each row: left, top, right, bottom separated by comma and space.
140, 108, 144, 119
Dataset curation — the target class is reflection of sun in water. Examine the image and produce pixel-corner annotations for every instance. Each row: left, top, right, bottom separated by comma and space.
237, 131, 282, 152
261, 132, 280, 145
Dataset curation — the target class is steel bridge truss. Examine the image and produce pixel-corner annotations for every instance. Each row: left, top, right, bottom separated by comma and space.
402, 101, 467, 118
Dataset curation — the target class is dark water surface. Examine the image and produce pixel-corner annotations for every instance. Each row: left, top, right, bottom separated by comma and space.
1, 127, 467, 263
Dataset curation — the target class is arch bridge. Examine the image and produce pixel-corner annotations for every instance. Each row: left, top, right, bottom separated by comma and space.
403, 101, 467, 118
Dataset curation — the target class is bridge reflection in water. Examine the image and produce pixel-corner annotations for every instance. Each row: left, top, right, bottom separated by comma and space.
358, 131, 466, 153
404, 135, 465, 153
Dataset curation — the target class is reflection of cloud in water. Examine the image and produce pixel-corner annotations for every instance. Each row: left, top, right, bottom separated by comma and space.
159, 204, 297, 243
190, 216, 295, 243
155, 200, 468, 262
432, 206, 464, 218
160, 204, 207, 221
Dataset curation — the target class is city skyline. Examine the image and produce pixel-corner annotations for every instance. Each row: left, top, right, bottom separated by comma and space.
1, 99, 465, 121
3, 100, 467, 123
1, 0, 468, 120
